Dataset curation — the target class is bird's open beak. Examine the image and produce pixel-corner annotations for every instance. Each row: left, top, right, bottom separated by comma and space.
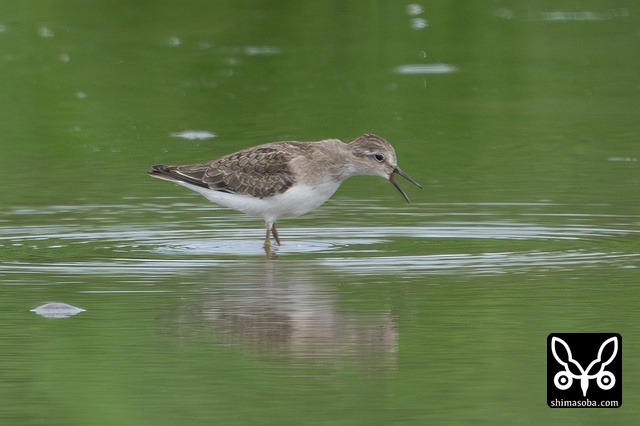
389, 167, 422, 204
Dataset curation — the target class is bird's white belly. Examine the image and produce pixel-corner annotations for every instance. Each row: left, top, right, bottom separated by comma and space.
178, 180, 342, 223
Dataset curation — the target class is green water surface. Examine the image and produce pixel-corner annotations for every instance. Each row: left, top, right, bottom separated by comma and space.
1, 1, 639, 425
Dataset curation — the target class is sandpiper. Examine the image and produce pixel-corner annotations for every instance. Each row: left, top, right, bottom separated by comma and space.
148, 134, 421, 248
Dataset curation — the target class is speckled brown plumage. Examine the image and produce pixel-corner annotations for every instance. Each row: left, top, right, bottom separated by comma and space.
151, 142, 318, 198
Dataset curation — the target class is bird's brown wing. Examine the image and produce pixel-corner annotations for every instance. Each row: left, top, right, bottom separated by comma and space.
150, 143, 299, 198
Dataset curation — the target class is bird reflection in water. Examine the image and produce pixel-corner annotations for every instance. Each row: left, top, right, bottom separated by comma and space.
172, 261, 398, 365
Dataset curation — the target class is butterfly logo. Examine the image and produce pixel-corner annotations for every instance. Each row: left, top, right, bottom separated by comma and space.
551, 336, 618, 397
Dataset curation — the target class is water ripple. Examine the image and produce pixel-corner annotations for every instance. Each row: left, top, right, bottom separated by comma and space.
321, 251, 640, 276
1, 223, 635, 246
1, 203, 637, 279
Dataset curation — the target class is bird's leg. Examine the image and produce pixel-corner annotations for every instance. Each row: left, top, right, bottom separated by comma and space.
271, 224, 281, 246
264, 222, 272, 249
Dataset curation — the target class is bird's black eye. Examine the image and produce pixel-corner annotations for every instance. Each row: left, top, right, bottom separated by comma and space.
373, 154, 385, 162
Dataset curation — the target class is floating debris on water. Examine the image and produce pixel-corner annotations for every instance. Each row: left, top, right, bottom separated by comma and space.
405, 4, 428, 29
406, 4, 424, 16
31, 302, 86, 319
171, 130, 217, 140
38, 26, 54, 38
244, 46, 281, 56
539, 9, 629, 22
608, 156, 637, 162
394, 64, 458, 75
493, 8, 515, 20
493, 8, 630, 21
410, 18, 429, 30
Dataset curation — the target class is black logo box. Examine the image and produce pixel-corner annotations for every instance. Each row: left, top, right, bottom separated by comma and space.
547, 333, 621, 408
